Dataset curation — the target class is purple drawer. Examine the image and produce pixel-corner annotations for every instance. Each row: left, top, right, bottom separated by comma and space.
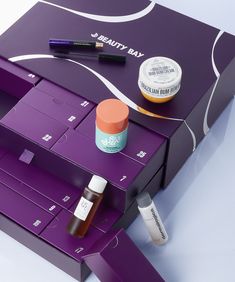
70, 202, 122, 233
36, 79, 94, 114
40, 209, 104, 262
0, 147, 7, 159
83, 229, 164, 282
0, 57, 40, 99
51, 129, 144, 190
21, 88, 86, 128
76, 108, 166, 166
0, 102, 68, 149
0, 169, 61, 216
0, 152, 81, 209
0, 182, 53, 235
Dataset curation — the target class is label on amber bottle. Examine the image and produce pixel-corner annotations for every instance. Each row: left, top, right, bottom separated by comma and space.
74, 197, 94, 221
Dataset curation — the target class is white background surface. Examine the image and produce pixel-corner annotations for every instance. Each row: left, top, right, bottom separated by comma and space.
0, 1, 235, 281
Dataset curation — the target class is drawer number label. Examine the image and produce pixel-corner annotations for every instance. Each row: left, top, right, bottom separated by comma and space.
120, 175, 127, 182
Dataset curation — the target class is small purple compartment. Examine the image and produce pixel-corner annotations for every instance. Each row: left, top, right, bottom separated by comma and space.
0, 57, 40, 99
0, 152, 81, 209
21, 88, 88, 128
0, 169, 61, 216
83, 229, 165, 282
0, 181, 54, 235
0, 102, 68, 149
36, 79, 94, 114
40, 209, 105, 262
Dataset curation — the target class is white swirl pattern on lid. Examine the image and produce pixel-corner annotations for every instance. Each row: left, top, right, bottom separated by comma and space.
203, 30, 224, 135
38, 0, 156, 23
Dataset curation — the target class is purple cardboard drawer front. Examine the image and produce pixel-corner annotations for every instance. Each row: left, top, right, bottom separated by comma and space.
0, 57, 40, 99
21, 88, 87, 128
83, 229, 164, 282
51, 129, 144, 190
70, 201, 122, 233
0, 152, 81, 209
76, 108, 166, 166
0, 181, 53, 235
36, 79, 94, 114
0, 147, 7, 159
0, 102, 68, 149
0, 169, 61, 216
40, 209, 104, 262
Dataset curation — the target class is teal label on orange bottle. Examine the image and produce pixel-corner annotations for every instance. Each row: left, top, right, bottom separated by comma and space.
95, 99, 129, 153
95, 126, 128, 153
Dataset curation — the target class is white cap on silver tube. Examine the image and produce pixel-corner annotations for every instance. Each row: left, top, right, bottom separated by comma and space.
137, 192, 168, 245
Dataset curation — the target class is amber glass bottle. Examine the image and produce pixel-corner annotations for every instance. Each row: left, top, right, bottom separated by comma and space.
67, 175, 107, 237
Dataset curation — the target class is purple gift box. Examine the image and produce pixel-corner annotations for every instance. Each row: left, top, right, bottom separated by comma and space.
0, 0, 235, 281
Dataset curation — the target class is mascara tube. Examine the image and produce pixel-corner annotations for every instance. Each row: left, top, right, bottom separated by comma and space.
49, 39, 103, 51
137, 192, 168, 245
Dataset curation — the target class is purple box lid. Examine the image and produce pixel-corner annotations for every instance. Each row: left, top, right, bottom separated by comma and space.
40, 209, 105, 262
0, 152, 81, 209
0, 169, 61, 216
0, 102, 68, 149
0, 181, 54, 235
36, 79, 94, 114
21, 88, 89, 128
0, 57, 40, 99
83, 228, 164, 282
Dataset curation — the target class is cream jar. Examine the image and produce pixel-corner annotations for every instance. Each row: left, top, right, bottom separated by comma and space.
138, 56, 182, 103
95, 99, 129, 153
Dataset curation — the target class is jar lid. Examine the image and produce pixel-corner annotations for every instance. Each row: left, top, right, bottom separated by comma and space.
96, 99, 129, 134
138, 56, 182, 100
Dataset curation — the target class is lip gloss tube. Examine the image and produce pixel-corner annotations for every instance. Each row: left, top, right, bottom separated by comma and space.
49, 38, 103, 51
137, 192, 168, 245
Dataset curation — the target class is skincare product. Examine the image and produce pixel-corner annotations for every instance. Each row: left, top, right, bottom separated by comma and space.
137, 192, 168, 245
138, 56, 182, 103
67, 175, 107, 237
95, 99, 129, 153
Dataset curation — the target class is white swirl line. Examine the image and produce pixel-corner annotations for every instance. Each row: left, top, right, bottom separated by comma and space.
184, 121, 196, 151
38, 0, 156, 23
112, 236, 119, 249
9, 53, 196, 151
203, 30, 224, 135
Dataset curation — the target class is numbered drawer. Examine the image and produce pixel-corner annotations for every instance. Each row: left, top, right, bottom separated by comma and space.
76, 108, 166, 167
0, 181, 54, 235
0, 57, 40, 99
0, 102, 68, 149
21, 88, 87, 128
36, 79, 94, 115
51, 129, 144, 190
0, 152, 81, 209
70, 202, 122, 233
0, 169, 61, 216
40, 209, 104, 262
